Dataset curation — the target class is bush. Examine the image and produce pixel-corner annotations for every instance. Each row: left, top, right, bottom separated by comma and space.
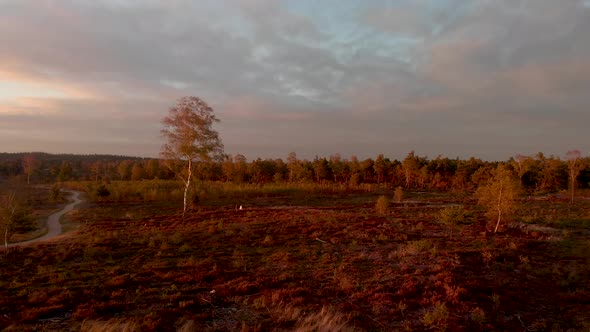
422, 302, 449, 330
50, 184, 61, 202
375, 195, 389, 215
438, 206, 473, 238
397, 239, 436, 256
394, 186, 404, 202
470, 307, 486, 325
96, 184, 110, 199
440, 206, 473, 222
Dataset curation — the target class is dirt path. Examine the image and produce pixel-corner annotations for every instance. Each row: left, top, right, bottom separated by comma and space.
8, 190, 83, 247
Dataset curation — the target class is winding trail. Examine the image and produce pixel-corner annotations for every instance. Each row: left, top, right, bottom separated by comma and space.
7, 190, 83, 248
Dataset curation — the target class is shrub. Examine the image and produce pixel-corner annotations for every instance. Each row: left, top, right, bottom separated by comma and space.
394, 186, 404, 202
422, 302, 449, 330
438, 206, 473, 238
470, 307, 486, 325
50, 184, 61, 202
394, 239, 436, 257
96, 184, 110, 200
407, 239, 435, 254
375, 195, 389, 215
178, 244, 191, 253
439, 206, 472, 225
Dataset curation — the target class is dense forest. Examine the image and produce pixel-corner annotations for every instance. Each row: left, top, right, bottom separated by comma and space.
1, 151, 588, 193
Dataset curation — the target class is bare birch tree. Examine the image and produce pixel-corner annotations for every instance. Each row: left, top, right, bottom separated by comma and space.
0, 191, 34, 249
21, 154, 38, 185
160, 97, 223, 217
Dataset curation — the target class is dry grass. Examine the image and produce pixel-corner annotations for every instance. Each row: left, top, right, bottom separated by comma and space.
274, 306, 354, 332
81, 318, 141, 332
291, 306, 354, 332
177, 320, 196, 332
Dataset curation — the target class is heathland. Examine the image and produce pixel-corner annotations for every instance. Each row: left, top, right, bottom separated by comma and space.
0, 151, 589, 331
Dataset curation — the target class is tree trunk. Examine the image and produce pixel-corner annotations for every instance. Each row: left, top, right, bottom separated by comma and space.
571, 177, 575, 204
3, 197, 16, 250
182, 159, 193, 218
494, 185, 503, 233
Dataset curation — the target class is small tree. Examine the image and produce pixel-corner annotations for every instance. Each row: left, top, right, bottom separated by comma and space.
90, 161, 103, 182
22, 154, 39, 185
57, 161, 73, 182
394, 186, 404, 202
402, 151, 421, 189
438, 206, 473, 238
50, 184, 61, 202
375, 195, 389, 215
511, 154, 533, 186
160, 96, 224, 217
131, 163, 146, 181
0, 192, 34, 249
117, 160, 133, 180
476, 165, 521, 233
566, 150, 585, 204
145, 159, 161, 179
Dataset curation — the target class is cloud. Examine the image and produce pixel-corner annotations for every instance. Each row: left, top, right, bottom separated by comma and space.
1, 0, 589, 159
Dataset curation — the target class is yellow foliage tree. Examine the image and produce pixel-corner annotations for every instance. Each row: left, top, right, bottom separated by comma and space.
476, 165, 521, 233
160, 97, 224, 217
566, 150, 586, 204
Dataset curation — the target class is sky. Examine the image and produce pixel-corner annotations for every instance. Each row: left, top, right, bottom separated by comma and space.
1, 0, 589, 161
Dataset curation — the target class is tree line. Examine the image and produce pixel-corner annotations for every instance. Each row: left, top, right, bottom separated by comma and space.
1, 150, 588, 193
